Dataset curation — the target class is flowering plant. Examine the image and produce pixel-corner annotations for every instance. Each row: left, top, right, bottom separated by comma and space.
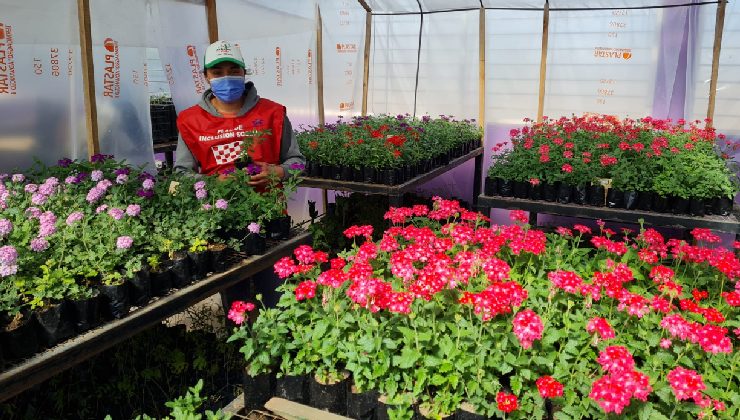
234, 199, 740, 418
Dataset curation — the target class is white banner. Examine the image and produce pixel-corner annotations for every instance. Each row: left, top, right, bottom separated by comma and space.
0, 0, 86, 171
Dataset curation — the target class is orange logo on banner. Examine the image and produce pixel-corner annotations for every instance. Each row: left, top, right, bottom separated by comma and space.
339, 101, 354, 111
336, 43, 357, 53
307, 49, 313, 85
0, 22, 17, 95
275, 47, 283, 87
187, 45, 196, 57
593, 47, 632, 60
102, 37, 120, 98
186, 45, 206, 94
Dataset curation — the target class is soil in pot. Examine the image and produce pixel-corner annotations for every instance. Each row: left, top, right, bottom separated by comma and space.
624, 190, 639, 210
606, 189, 625, 208
513, 181, 529, 199
672, 197, 689, 215
71, 290, 100, 333
188, 250, 210, 282
498, 179, 514, 197
587, 185, 605, 207
150, 261, 174, 297
346, 385, 378, 420
689, 198, 705, 217
274, 374, 308, 404
35, 301, 75, 348
713, 197, 733, 216
543, 182, 558, 202
208, 243, 229, 273
484, 177, 497, 196
243, 371, 274, 413
557, 183, 572, 204
99, 281, 131, 320
573, 184, 588, 205
455, 402, 488, 420
170, 252, 192, 288
2, 311, 40, 361
128, 266, 152, 306
309, 372, 349, 415
652, 195, 670, 213
637, 191, 653, 211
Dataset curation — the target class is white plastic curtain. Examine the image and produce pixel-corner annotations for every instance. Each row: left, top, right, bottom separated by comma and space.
0, 0, 86, 172
89, 0, 155, 169
217, 0, 319, 223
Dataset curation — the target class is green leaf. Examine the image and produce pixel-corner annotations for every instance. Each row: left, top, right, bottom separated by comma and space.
393, 347, 421, 369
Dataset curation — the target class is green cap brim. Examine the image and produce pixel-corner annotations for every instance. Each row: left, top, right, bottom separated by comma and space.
205, 57, 245, 69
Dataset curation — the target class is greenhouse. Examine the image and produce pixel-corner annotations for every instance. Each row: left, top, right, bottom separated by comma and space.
1, 0, 740, 419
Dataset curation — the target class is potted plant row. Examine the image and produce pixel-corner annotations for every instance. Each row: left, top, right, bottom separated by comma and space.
230, 197, 740, 419
486, 115, 738, 217
298, 114, 482, 186
150, 95, 178, 145
0, 154, 302, 366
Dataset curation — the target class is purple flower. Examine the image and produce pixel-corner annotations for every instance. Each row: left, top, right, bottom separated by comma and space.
138, 171, 155, 181
142, 178, 155, 190
66, 211, 84, 226
247, 222, 261, 234
194, 181, 206, 190
114, 168, 130, 176
38, 183, 56, 196
11, 174, 25, 183
43, 177, 59, 188
25, 207, 42, 219
30, 237, 50, 252
39, 211, 57, 237
136, 189, 154, 199
24, 184, 39, 193
202, 204, 212, 211
126, 204, 141, 217
246, 163, 261, 176
91, 170, 104, 182
0, 219, 12, 237
215, 199, 228, 210
0, 263, 17, 277
221, 167, 235, 176
107, 208, 125, 220
195, 189, 208, 200
75, 172, 89, 183
58, 158, 73, 167
289, 162, 305, 171
422, 115, 431, 123
90, 153, 113, 163
0, 245, 18, 265
116, 174, 129, 184
97, 179, 113, 190
116, 236, 133, 250
64, 175, 77, 185
86, 186, 105, 203
96, 204, 108, 214
31, 193, 48, 206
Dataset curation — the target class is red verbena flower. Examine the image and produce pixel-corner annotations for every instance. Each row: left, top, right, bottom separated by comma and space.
667, 367, 706, 402
536, 376, 564, 399
496, 392, 518, 413
586, 317, 615, 340
512, 309, 543, 349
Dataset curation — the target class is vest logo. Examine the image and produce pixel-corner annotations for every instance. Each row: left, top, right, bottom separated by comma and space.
186, 45, 206, 94
594, 47, 632, 60
336, 43, 357, 53
102, 37, 120, 98
275, 47, 283, 87
0, 22, 17, 95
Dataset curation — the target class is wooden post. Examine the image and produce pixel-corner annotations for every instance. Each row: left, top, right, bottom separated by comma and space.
478, 6, 485, 129
537, 0, 550, 123
77, 0, 100, 157
316, 5, 328, 211
205, 0, 219, 43
706, 0, 727, 128
361, 10, 372, 116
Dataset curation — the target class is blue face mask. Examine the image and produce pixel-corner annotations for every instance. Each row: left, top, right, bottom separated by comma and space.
209, 75, 245, 103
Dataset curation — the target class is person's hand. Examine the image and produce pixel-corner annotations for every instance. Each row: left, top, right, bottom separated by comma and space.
248, 162, 284, 187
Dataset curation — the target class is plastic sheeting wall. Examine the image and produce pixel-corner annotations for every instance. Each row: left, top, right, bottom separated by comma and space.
0, 0, 86, 171
89, 0, 155, 169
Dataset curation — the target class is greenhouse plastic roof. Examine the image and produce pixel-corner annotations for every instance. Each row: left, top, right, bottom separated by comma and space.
363, 0, 721, 13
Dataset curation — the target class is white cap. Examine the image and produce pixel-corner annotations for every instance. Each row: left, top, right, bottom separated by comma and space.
204, 40, 245, 69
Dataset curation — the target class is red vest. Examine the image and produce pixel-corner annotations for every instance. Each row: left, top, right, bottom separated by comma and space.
177, 98, 285, 176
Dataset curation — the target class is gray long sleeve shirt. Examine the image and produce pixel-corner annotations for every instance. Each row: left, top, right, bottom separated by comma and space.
174, 82, 305, 177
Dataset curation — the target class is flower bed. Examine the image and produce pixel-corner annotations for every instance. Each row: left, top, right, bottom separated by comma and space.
486, 115, 739, 216
298, 115, 482, 185
0, 155, 301, 364
230, 198, 740, 419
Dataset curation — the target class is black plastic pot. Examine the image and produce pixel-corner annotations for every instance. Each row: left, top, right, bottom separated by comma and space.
188, 250, 210, 282
71, 291, 100, 333
332, 165, 342, 181
267, 216, 291, 240
375, 396, 420, 420
274, 374, 308, 404
170, 253, 192, 288
340, 166, 353, 181
321, 164, 333, 179
637, 191, 653, 211
557, 183, 572, 204
209, 245, 229, 273
243, 372, 274, 413
308, 161, 321, 177
513, 181, 529, 199
689, 198, 705, 217
346, 386, 378, 420
713, 197, 733, 216
2, 311, 39, 361
242, 233, 267, 256
606, 188, 624, 208
573, 184, 588, 205
484, 177, 497, 196
672, 196, 689, 215
498, 179, 514, 197
543, 182, 558, 202
455, 403, 488, 420
588, 185, 605, 207
529, 183, 543, 200
624, 190, 639, 210
128, 267, 152, 306
35, 301, 75, 348
150, 262, 174, 297
653, 195, 670, 213
353, 167, 364, 182
363, 167, 376, 184
99, 281, 130, 320
309, 374, 349, 415
381, 169, 397, 186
